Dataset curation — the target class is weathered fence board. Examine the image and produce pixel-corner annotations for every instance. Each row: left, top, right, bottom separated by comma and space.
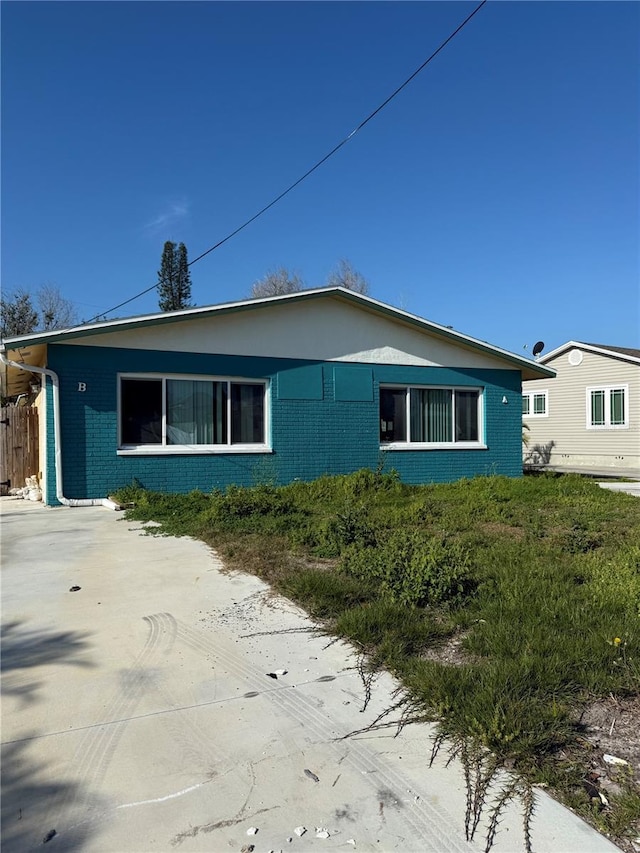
0, 406, 39, 495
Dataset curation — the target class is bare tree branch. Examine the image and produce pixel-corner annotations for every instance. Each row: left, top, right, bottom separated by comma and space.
250, 267, 305, 298
326, 259, 369, 294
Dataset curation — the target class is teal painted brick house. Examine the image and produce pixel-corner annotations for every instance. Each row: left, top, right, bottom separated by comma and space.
0, 288, 554, 505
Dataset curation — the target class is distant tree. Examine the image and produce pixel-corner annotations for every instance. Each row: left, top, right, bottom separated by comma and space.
157, 242, 177, 311
325, 259, 369, 294
1, 284, 77, 339
0, 289, 38, 338
248, 260, 369, 299
37, 284, 77, 330
175, 242, 192, 308
250, 267, 305, 299
158, 241, 192, 311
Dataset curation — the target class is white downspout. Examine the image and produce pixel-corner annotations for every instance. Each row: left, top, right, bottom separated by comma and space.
0, 350, 119, 509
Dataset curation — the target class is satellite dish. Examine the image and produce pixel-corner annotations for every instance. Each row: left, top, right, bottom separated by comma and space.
532, 341, 545, 357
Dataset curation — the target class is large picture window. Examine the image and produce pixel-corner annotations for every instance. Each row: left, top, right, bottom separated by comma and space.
380, 386, 483, 448
586, 385, 628, 429
119, 375, 268, 452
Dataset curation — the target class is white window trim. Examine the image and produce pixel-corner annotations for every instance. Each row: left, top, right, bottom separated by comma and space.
586, 384, 629, 430
379, 384, 486, 450
381, 441, 488, 452
117, 372, 271, 454
522, 389, 548, 418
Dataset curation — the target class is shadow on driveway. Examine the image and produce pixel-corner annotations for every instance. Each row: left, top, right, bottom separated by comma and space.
1, 621, 100, 851
1, 738, 98, 853
1, 620, 93, 706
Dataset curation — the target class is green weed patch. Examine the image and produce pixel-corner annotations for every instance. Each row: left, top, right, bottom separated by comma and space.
115, 470, 640, 844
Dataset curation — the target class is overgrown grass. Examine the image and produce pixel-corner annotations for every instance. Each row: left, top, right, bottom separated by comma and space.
115, 470, 640, 843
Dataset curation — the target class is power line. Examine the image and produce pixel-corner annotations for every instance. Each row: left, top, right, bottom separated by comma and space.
84, 0, 487, 324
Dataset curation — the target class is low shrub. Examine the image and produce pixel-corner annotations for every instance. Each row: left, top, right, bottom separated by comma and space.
341, 529, 476, 607
214, 484, 295, 519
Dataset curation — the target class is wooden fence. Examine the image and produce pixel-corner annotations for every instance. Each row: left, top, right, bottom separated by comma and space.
0, 406, 39, 495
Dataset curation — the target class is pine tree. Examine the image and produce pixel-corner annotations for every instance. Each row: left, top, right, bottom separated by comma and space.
0, 289, 39, 338
157, 241, 176, 311
157, 241, 192, 311
175, 243, 192, 309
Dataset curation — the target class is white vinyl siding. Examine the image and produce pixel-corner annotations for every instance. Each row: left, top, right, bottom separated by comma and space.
522, 349, 639, 471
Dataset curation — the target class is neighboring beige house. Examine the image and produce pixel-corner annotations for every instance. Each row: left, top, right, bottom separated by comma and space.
522, 342, 640, 476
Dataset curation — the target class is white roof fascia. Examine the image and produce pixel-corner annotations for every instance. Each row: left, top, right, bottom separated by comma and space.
1, 289, 318, 344
1, 287, 555, 378
540, 341, 640, 366
332, 291, 555, 377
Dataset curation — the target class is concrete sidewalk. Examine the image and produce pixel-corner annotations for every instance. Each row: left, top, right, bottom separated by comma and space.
598, 481, 640, 497
1, 498, 620, 853
542, 465, 640, 480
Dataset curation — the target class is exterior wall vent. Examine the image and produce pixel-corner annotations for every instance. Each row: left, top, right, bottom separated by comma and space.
568, 349, 583, 366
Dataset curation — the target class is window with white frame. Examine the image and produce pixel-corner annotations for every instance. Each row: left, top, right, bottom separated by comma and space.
522, 390, 548, 417
380, 386, 483, 448
586, 385, 628, 429
119, 375, 268, 452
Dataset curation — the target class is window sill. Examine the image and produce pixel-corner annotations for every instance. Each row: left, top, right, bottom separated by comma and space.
586, 425, 629, 431
117, 445, 273, 456
522, 414, 548, 419
380, 442, 488, 451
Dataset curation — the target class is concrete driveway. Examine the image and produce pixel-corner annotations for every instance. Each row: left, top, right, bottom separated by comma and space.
1, 499, 619, 853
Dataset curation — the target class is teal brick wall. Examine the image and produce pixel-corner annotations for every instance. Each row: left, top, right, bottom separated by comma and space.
44, 344, 523, 504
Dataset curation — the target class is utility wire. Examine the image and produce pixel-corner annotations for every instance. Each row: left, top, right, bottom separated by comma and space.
83, 0, 487, 324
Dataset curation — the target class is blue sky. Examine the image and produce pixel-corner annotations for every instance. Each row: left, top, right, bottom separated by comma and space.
2, 1, 638, 355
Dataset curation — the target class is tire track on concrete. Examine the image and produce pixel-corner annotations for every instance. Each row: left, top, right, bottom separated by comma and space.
34, 613, 177, 849
146, 613, 236, 774
173, 618, 474, 853
48, 611, 241, 848
71, 614, 177, 797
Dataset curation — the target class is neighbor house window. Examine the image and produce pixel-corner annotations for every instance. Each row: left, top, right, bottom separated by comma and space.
587, 385, 628, 429
380, 386, 483, 447
522, 390, 548, 417
119, 375, 268, 452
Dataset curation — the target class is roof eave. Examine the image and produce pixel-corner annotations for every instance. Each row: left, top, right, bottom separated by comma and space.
330, 290, 555, 378
1, 287, 555, 379
1, 288, 346, 348
540, 341, 640, 366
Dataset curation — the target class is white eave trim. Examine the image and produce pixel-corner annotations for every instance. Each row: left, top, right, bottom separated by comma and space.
540, 341, 640, 367
1, 287, 555, 379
